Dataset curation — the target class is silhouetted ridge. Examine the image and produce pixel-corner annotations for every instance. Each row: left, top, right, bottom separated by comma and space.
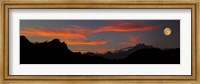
50, 39, 61, 44
47, 39, 71, 53
125, 48, 180, 64
20, 36, 180, 64
20, 36, 73, 64
20, 35, 32, 46
102, 43, 153, 59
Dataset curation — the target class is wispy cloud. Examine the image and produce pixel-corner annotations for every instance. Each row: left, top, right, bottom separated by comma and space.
94, 23, 159, 33
21, 26, 91, 38
73, 48, 116, 53
64, 39, 110, 45
120, 37, 143, 46
21, 21, 159, 45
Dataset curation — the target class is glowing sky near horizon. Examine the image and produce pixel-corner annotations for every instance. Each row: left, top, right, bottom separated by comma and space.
20, 20, 180, 53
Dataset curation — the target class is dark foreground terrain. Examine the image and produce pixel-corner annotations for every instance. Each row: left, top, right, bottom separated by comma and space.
20, 36, 180, 64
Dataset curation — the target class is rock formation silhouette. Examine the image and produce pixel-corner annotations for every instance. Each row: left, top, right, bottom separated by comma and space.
20, 36, 180, 64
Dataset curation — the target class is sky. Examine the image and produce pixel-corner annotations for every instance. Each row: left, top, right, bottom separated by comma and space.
20, 20, 180, 53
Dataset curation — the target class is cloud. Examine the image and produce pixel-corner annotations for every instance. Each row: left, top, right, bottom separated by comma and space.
73, 48, 116, 53
64, 39, 110, 45
21, 21, 159, 45
121, 37, 143, 45
21, 26, 91, 38
94, 23, 159, 33
21, 23, 159, 37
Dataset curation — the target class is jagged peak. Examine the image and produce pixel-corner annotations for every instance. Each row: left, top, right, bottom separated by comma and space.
50, 39, 61, 43
20, 35, 31, 44
20, 35, 28, 40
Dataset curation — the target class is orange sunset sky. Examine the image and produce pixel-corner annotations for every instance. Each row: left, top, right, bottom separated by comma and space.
20, 20, 180, 53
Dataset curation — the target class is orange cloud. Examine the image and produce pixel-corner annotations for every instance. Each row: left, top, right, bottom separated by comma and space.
21, 22, 159, 45
64, 39, 110, 45
21, 22, 160, 38
103, 22, 159, 32
121, 37, 142, 45
21, 26, 91, 38
73, 48, 116, 53
94, 23, 159, 33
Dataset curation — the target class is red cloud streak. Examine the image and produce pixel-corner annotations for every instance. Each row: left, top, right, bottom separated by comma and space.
21, 26, 91, 38
21, 22, 159, 45
64, 39, 110, 45
21, 23, 159, 38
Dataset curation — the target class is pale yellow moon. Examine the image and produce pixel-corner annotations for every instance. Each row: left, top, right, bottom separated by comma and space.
164, 28, 171, 36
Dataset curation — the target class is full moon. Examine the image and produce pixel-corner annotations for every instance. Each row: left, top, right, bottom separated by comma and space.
164, 28, 171, 36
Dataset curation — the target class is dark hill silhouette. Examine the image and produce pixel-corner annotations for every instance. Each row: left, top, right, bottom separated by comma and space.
102, 43, 153, 59
122, 48, 180, 64
20, 36, 180, 64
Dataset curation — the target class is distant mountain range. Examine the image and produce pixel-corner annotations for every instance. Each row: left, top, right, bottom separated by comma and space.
101, 43, 154, 59
20, 36, 180, 64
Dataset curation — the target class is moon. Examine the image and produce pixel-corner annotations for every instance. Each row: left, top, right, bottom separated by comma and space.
164, 28, 171, 36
